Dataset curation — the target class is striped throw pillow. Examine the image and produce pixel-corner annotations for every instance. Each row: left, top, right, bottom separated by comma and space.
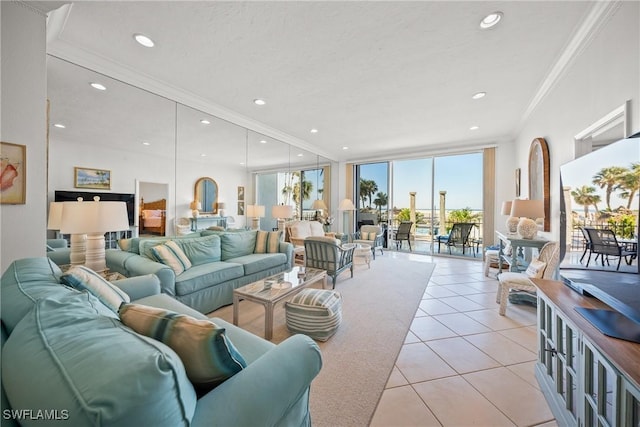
254, 230, 282, 254
61, 265, 130, 313
151, 240, 192, 274
119, 304, 246, 395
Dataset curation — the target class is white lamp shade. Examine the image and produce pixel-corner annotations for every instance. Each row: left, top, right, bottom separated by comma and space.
60, 200, 129, 234
338, 198, 356, 211
246, 205, 265, 218
501, 201, 513, 215
216, 202, 226, 210
190, 201, 202, 210
311, 199, 328, 210
272, 205, 293, 219
47, 202, 64, 230
510, 199, 544, 219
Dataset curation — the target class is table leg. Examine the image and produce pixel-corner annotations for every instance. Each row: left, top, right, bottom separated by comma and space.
264, 302, 274, 340
510, 245, 519, 272
233, 294, 240, 326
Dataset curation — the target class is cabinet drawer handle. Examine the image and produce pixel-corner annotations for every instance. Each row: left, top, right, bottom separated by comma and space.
544, 347, 558, 356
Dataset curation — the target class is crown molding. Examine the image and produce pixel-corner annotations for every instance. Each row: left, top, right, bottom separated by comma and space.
518, 1, 622, 129
45, 6, 335, 161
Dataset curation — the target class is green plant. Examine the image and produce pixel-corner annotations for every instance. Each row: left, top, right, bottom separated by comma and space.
447, 207, 480, 224
607, 213, 637, 239
396, 208, 424, 224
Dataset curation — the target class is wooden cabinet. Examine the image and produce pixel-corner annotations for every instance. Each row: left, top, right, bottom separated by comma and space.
534, 279, 640, 426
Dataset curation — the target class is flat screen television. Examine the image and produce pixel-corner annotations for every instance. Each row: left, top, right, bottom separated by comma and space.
559, 132, 640, 342
54, 190, 136, 226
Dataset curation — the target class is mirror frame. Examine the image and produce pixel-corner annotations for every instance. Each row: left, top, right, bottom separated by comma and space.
194, 177, 219, 214
528, 137, 550, 231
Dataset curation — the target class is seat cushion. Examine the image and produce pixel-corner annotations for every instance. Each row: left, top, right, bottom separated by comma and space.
2, 293, 196, 426
285, 289, 342, 341
120, 304, 246, 395
227, 253, 287, 276
498, 272, 535, 289
174, 262, 244, 296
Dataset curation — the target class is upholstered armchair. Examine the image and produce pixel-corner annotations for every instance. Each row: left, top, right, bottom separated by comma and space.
304, 236, 355, 288
351, 225, 384, 259
286, 220, 335, 247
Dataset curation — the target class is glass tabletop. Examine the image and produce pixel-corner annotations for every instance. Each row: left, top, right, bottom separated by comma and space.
234, 266, 325, 300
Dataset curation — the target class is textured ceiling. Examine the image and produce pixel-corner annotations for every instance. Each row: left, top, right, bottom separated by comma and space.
45, 1, 597, 163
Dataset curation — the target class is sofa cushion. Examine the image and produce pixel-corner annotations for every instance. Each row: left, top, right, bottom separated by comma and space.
0, 258, 76, 333
2, 294, 197, 426
220, 231, 257, 261
227, 253, 288, 276
174, 263, 244, 296
151, 241, 193, 275
120, 304, 246, 395
254, 230, 282, 254
174, 235, 221, 265
61, 265, 131, 313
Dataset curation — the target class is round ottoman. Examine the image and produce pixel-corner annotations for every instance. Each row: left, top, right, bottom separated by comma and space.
285, 288, 342, 342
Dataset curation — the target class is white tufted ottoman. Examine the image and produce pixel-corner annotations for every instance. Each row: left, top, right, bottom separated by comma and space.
285, 288, 342, 341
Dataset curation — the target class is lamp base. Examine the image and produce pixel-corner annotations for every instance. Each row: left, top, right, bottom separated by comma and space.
251, 217, 261, 230
84, 233, 107, 273
506, 216, 519, 234
69, 234, 87, 265
517, 218, 538, 239
192, 210, 200, 218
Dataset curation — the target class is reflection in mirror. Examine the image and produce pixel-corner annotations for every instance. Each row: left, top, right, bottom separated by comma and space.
194, 177, 218, 214
176, 104, 247, 229
47, 56, 176, 238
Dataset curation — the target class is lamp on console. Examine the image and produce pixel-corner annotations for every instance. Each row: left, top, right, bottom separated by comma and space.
48, 201, 86, 266
60, 196, 129, 272
272, 204, 294, 236
501, 201, 519, 234
338, 198, 356, 235
510, 199, 544, 239
216, 202, 226, 217
246, 204, 265, 230
190, 201, 202, 218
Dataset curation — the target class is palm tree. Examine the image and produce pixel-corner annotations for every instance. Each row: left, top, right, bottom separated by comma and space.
373, 192, 388, 214
359, 179, 378, 208
293, 179, 313, 205
592, 166, 627, 209
571, 185, 601, 223
617, 163, 640, 209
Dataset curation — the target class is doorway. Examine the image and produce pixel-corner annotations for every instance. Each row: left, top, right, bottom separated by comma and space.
136, 180, 170, 236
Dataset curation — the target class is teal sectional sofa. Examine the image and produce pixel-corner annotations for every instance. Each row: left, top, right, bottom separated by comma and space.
1, 257, 321, 426
106, 230, 293, 313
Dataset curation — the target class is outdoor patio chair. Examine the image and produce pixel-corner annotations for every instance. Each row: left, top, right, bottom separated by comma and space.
304, 236, 355, 288
584, 227, 636, 270
393, 221, 413, 251
436, 223, 475, 256
578, 226, 593, 263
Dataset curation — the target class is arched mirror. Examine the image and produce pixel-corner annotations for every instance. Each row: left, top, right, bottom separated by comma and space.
195, 177, 219, 214
528, 137, 550, 231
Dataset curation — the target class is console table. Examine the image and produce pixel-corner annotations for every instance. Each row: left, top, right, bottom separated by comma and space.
533, 279, 640, 426
496, 230, 548, 273
190, 216, 227, 231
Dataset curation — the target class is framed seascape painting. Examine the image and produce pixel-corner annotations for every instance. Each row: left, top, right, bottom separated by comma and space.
75, 166, 111, 190
0, 141, 26, 204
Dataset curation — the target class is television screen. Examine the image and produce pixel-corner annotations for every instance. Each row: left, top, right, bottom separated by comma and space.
54, 191, 136, 226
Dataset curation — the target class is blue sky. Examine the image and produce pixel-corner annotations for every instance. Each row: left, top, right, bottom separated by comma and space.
359, 152, 483, 211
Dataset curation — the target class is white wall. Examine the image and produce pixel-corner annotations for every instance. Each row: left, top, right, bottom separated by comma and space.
0, 2, 48, 271
511, 1, 640, 242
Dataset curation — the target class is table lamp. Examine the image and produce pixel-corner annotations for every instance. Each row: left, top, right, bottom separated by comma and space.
48, 201, 87, 266
217, 202, 226, 217
246, 204, 265, 230
510, 199, 544, 239
501, 201, 519, 234
190, 201, 202, 218
272, 204, 294, 234
60, 196, 129, 272
338, 198, 356, 235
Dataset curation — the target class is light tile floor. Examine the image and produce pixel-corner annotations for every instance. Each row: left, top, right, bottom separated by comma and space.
369, 254, 557, 427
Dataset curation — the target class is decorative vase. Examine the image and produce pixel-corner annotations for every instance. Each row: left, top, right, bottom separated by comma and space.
517, 218, 538, 239
506, 216, 519, 234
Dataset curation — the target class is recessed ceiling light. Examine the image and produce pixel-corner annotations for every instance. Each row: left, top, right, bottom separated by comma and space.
253, 99, 266, 106
200, 119, 211, 125
53, 123, 66, 129
240, 162, 245, 165
260, 140, 267, 144
470, 126, 480, 130
297, 153, 304, 157
342, 146, 349, 150
200, 153, 207, 157
472, 92, 486, 100
90, 82, 106, 91
310, 129, 318, 133
142, 141, 151, 146
480, 12, 503, 29
134, 33, 155, 48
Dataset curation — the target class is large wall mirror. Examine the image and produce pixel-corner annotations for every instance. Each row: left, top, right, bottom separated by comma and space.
528, 137, 550, 231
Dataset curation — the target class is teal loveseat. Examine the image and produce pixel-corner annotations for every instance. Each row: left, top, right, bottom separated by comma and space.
105, 230, 293, 313
1, 257, 322, 426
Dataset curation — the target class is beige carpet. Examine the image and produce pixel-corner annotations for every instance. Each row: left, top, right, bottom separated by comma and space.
209, 252, 435, 427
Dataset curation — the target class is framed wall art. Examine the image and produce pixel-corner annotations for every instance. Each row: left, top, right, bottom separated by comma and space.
0, 141, 26, 204
237, 186, 245, 201
237, 201, 245, 216
74, 166, 111, 190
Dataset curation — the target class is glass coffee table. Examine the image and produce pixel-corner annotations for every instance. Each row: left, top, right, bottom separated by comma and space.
233, 266, 327, 340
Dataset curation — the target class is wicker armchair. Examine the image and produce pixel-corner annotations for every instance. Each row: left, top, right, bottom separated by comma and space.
351, 225, 384, 259
304, 236, 355, 288
496, 241, 559, 316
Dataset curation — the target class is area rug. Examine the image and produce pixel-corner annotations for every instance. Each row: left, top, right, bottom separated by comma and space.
209, 252, 435, 427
